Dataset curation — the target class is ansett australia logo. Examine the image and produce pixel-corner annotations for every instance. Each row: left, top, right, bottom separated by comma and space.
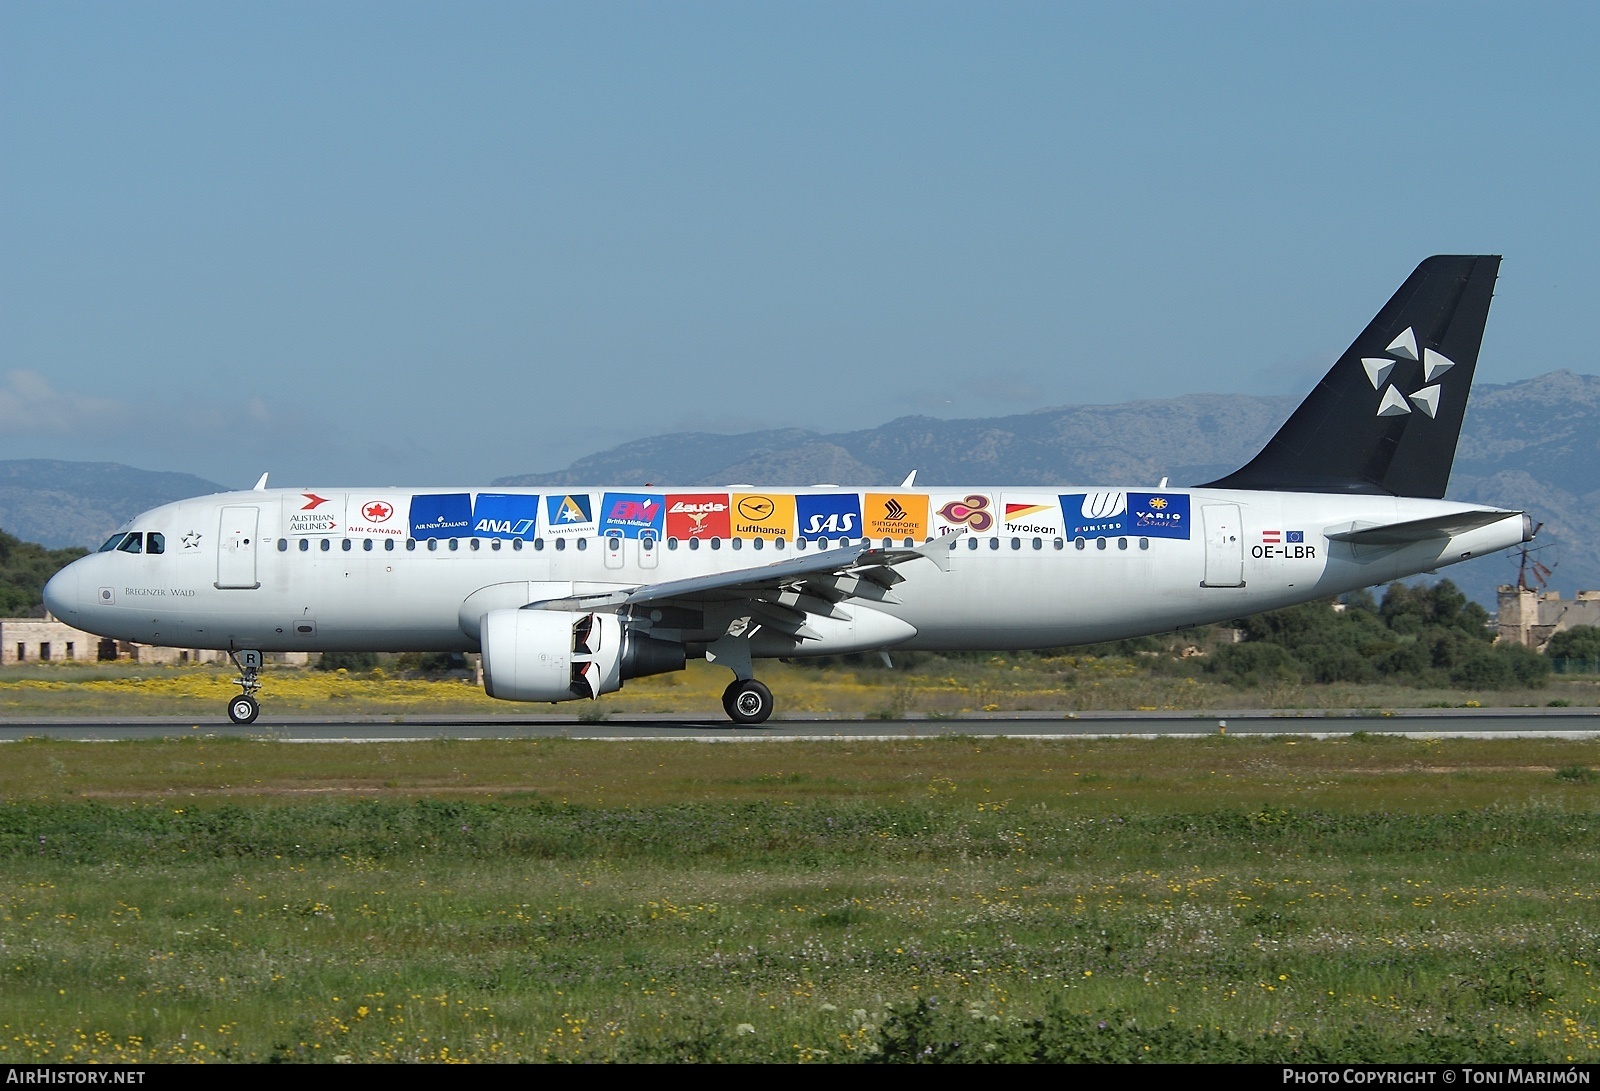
472, 493, 540, 540
796, 493, 861, 541
665, 495, 730, 539
287, 492, 339, 535
545, 494, 594, 535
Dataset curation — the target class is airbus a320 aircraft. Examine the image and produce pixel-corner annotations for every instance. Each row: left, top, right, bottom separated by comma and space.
44, 256, 1531, 725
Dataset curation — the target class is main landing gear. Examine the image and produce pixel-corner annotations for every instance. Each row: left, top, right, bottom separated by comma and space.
227, 648, 263, 724
721, 678, 773, 725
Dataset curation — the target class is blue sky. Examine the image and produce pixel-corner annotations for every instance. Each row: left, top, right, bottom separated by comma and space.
2, 2, 1595, 488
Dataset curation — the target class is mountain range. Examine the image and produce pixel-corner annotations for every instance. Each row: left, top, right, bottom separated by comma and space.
4, 370, 1594, 609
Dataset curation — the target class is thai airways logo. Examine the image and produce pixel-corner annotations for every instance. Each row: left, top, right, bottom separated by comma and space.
1363, 326, 1451, 419
936, 495, 994, 533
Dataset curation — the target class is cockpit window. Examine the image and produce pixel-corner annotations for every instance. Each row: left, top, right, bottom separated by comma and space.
146, 532, 165, 555
99, 533, 128, 552
116, 533, 143, 554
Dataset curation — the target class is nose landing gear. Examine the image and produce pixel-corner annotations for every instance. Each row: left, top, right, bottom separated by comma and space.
227, 648, 263, 724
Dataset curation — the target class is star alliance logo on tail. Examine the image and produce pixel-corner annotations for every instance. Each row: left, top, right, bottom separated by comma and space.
1362, 326, 1451, 420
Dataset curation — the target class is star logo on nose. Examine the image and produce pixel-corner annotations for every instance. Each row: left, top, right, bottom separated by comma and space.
181, 531, 202, 550
1361, 326, 1452, 419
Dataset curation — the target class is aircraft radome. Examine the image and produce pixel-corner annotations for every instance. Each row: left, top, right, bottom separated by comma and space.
44, 256, 1532, 725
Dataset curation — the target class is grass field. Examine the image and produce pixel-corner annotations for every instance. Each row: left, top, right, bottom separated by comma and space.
2, 734, 1600, 1062
2, 657, 1598, 718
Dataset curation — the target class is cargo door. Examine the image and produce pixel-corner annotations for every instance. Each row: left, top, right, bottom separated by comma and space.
216, 506, 261, 589
1201, 503, 1244, 587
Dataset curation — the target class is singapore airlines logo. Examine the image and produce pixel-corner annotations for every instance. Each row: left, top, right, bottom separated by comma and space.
1362, 326, 1452, 420
883, 498, 907, 521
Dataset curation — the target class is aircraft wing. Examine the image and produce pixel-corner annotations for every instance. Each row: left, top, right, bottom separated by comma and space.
526, 533, 960, 614
1324, 509, 1519, 546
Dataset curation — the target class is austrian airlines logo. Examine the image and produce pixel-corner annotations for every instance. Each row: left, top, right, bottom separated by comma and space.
301, 493, 331, 510
1362, 327, 1451, 420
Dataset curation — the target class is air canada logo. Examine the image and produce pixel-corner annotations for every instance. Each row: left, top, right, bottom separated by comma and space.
936, 495, 994, 532
1362, 326, 1450, 420
361, 501, 394, 523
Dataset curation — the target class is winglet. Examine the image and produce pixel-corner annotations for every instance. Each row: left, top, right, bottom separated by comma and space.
252, 472, 270, 491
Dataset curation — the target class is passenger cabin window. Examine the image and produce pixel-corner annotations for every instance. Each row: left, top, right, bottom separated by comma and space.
470, 539, 480, 551
989, 538, 999, 551
490, 540, 500, 551
555, 539, 566, 552
1032, 537, 1042, 550
278, 539, 289, 552
320, 539, 331, 551
406, 539, 416, 551
449, 539, 459, 551
300, 539, 310, 552
428, 539, 438, 552
576, 539, 587, 551
342, 539, 352, 551
364, 539, 374, 551
1118, 537, 1128, 550
117, 534, 142, 554
1075, 537, 1086, 550
1139, 538, 1149, 550
386, 539, 396, 551
1096, 538, 1107, 550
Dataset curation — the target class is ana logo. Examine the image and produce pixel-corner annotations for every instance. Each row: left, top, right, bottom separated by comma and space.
301, 493, 331, 510
937, 495, 993, 532
1362, 326, 1451, 419
361, 501, 394, 523
736, 495, 776, 521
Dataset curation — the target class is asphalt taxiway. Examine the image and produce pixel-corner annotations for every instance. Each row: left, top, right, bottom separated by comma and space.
1, 708, 1596, 743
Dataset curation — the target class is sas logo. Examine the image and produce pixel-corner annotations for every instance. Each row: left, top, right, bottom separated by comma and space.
409, 493, 473, 540
665, 494, 730, 539
730, 493, 796, 538
933, 493, 995, 534
796, 493, 861, 541
599, 492, 664, 539
864, 493, 929, 540
472, 493, 540, 540
1128, 492, 1189, 539
545, 494, 594, 535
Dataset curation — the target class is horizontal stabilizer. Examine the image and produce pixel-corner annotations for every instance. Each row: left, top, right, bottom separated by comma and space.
1325, 509, 1518, 546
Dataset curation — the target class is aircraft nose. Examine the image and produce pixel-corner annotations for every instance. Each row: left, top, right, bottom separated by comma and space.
43, 562, 80, 621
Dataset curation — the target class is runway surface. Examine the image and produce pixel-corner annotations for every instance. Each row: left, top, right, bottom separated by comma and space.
2, 708, 1597, 742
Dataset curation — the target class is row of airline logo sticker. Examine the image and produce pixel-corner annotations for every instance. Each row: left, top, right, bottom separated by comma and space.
285, 491, 1192, 541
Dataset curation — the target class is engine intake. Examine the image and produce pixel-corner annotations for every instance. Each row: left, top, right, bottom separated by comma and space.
480, 608, 684, 703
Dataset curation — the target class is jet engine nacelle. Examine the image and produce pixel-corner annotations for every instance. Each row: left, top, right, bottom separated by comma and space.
479, 608, 685, 703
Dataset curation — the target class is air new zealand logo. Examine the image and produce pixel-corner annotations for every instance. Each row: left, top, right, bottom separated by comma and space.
1361, 326, 1454, 420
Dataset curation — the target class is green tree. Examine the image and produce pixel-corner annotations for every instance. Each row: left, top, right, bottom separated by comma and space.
1543, 625, 1600, 662
0, 528, 87, 617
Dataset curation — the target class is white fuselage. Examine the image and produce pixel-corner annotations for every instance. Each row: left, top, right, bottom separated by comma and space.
44, 485, 1524, 658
